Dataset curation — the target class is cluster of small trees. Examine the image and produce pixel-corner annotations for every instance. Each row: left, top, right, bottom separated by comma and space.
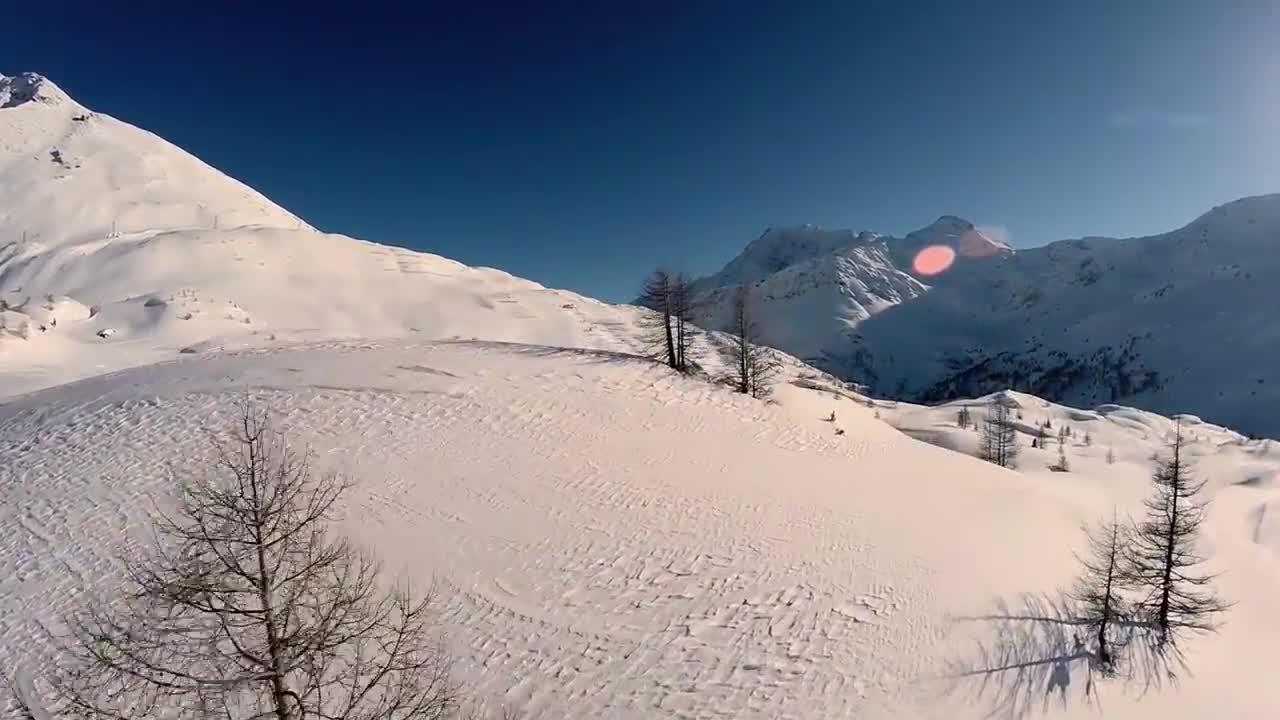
975, 399, 1105, 472
1070, 423, 1227, 683
638, 270, 697, 374
639, 269, 781, 399
12, 403, 464, 720
979, 397, 1020, 468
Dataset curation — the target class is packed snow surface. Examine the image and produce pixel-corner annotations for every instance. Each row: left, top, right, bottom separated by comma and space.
3, 342, 1280, 718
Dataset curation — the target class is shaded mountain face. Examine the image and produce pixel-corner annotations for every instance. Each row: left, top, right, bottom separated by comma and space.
692, 196, 1280, 437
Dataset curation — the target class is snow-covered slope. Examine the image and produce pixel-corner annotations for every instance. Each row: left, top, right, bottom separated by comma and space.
693, 197, 1280, 437
4, 341, 1279, 719
0, 73, 642, 397
0, 73, 307, 248
689, 218, 1010, 374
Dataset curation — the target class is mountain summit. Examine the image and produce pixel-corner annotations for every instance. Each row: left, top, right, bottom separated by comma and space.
0, 71, 308, 252
688, 217, 1012, 379
0, 72, 71, 108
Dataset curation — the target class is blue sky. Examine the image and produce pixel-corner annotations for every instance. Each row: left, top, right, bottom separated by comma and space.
10, 1, 1280, 300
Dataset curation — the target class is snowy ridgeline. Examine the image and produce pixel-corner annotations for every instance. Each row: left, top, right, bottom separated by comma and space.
0, 73, 658, 398
687, 196, 1280, 439
3, 340, 1280, 719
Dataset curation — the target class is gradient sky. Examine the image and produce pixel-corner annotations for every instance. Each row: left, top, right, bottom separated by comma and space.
10, 1, 1280, 300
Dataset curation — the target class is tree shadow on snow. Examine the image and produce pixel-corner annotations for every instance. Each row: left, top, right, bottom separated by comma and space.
942, 592, 1185, 719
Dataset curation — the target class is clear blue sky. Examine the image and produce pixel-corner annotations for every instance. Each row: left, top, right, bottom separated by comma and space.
10, 1, 1280, 300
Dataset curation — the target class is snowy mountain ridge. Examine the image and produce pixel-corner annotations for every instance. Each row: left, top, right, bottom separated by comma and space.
0, 73, 310, 250
688, 216, 1011, 378
0, 72, 645, 397
692, 195, 1280, 436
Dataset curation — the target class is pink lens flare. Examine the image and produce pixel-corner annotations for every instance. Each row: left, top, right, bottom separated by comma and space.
912, 244, 956, 276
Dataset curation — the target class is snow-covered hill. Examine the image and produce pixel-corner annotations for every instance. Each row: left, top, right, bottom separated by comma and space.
0, 73, 308, 249
5, 340, 1280, 719
0, 73, 642, 397
692, 197, 1280, 437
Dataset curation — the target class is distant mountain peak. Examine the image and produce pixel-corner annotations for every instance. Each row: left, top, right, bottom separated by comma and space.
1180, 193, 1280, 235
926, 215, 974, 230
0, 72, 72, 109
690, 225, 871, 291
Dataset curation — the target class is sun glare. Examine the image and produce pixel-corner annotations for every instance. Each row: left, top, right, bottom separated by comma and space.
912, 244, 956, 276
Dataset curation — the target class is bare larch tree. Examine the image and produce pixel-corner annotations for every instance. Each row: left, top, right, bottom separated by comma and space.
638, 269, 697, 373
638, 269, 677, 370
668, 272, 697, 373
979, 395, 1019, 469
726, 285, 782, 398
51, 400, 459, 720
1127, 421, 1227, 649
1071, 514, 1131, 680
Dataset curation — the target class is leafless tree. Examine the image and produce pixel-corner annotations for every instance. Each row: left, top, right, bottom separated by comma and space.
1105, 447, 1116, 465
979, 396, 1019, 469
637, 270, 677, 370
956, 405, 972, 429
1127, 421, 1228, 650
638, 270, 698, 373
668, 273, 697, 373
725, 285, 782, 398
1070, 515, 1132, 680
49, 400, 460, 720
